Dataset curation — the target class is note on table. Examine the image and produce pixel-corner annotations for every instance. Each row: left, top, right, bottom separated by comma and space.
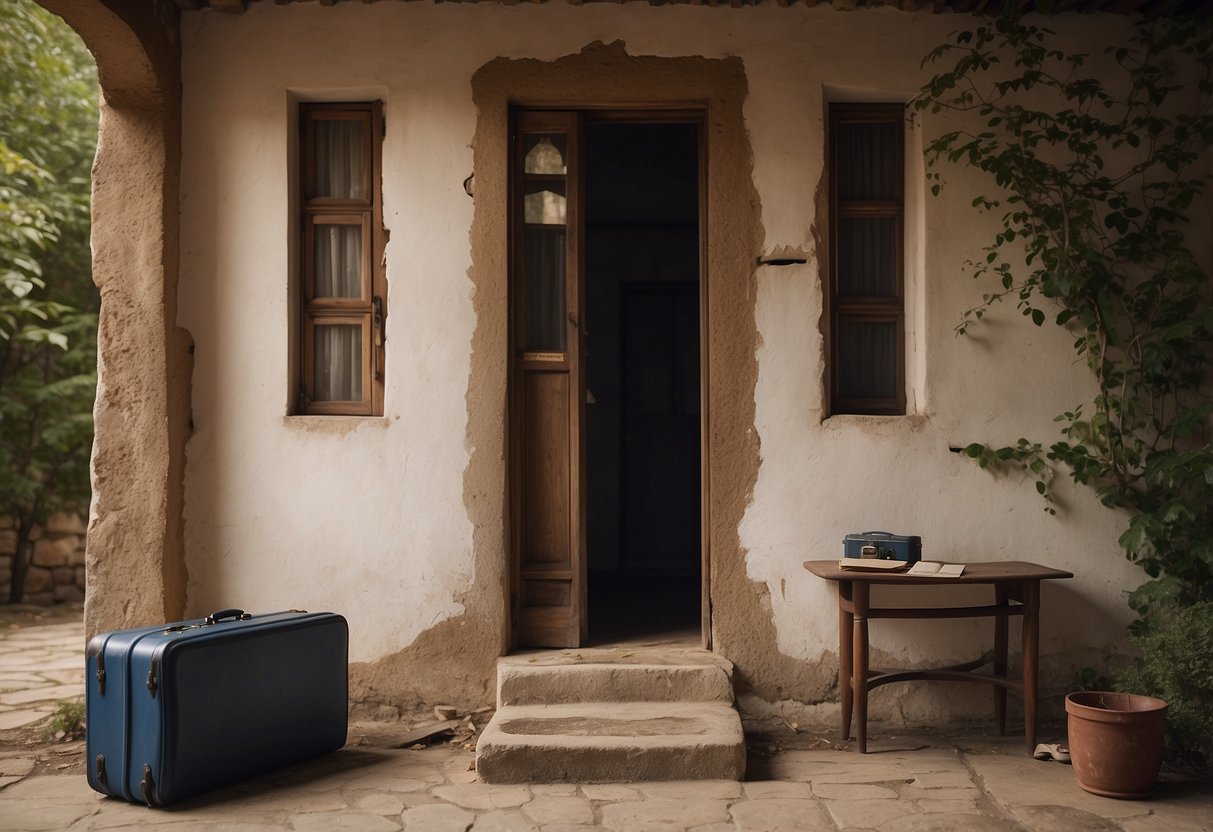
906, 561, 965, 577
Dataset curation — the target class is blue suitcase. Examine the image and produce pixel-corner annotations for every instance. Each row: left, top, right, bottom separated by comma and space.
842, 531, 922, 562
85, 608, 348, 806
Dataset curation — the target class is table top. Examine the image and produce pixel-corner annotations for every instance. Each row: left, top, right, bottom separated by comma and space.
803, 559, 1074, 584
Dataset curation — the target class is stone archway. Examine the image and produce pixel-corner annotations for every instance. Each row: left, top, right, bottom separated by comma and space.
35, 0, 188, 636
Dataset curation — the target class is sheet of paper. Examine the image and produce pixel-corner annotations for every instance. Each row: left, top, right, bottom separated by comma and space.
906, 561, 965, 576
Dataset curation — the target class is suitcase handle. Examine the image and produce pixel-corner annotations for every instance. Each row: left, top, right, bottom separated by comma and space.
204, 608, 251, 625
858, 531, 895, 538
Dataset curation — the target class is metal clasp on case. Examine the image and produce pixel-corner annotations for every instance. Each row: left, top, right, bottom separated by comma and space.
139, 763, 155, 806
162, 623, 201, 635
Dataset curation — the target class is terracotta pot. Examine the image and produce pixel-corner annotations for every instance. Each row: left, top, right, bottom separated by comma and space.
1065, 691, 1168, 798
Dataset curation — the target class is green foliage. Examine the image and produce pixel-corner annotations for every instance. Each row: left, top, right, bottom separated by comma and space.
0, 1, 98, 601
1074, 666, 1113, 693
1116, 603, 1213, 769
914, 17, 1213, 628
41, 698, 85, 741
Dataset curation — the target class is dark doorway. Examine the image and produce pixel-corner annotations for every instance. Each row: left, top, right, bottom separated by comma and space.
584, 120, 702, 644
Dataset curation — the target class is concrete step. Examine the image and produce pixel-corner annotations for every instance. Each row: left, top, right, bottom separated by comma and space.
497, 647, 735, 706
475, 701, 746, 783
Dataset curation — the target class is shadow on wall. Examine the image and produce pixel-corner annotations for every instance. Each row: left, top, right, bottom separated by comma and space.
859, 581, 1134, 727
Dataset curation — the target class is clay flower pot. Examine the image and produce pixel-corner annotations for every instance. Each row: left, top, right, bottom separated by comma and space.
1065, 691, 1168, 798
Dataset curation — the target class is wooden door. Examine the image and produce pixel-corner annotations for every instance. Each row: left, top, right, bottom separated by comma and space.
510, 111, 586, 648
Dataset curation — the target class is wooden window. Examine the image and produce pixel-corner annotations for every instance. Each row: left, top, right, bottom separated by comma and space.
827, 103, 905, 416
298, 102, 385, 415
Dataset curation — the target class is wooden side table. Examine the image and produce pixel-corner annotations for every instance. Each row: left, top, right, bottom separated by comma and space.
803, 560, 1073, 754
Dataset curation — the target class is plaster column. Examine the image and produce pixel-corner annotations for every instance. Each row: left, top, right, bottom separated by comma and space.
39, 0, 189, 636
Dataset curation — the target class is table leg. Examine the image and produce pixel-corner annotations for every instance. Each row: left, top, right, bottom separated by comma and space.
1022, 580, 1040, 755
838, 583, 854, 741
994, 584, 1008, 736
853, 582, 870, 754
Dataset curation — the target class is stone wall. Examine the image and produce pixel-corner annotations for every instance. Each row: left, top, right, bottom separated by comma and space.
0, 512, 88, 606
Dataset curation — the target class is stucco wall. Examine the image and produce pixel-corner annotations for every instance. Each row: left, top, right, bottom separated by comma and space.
178, 3, 1144, 721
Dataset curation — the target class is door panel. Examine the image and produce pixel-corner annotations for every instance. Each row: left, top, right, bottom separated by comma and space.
511, 111, 585, 648
523, 372, 571, 564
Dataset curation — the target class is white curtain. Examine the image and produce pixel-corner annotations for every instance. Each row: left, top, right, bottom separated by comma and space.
311, 118, 366, 401
314, 224, 362, 297
314, 325, 362, 402
315, 120, 364, 199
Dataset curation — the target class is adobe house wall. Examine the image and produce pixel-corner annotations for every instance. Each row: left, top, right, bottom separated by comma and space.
74, 0, 1145, 724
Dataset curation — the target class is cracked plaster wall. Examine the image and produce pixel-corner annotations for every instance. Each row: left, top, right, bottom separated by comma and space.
175, 2, 1143, 720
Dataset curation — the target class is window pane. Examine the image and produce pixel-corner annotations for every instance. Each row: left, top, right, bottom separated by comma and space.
313, 325, 363, 402
314, 224, 364, 298
524, 228, 567, 352
837, 319, 897, 401
314, 119, 365, 200
524, 181, 567, 226
836, 121, 898, 202
523, 134, 567, 174
837, 218, 896, 297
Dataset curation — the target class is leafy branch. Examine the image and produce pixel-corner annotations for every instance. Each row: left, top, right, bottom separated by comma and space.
914, 15, 1213, 624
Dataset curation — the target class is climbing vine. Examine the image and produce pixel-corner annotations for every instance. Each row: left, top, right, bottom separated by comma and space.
913, 15, 1213, 629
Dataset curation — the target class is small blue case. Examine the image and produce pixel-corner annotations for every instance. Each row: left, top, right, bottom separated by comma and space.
843, 531, 922, 563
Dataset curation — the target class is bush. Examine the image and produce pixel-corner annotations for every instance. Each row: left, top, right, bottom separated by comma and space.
1116, 602, 1213, 770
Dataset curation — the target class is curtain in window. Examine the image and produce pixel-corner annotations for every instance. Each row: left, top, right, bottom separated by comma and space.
838, 218, 895, 297
315, 120, 364, 200
314, 224, 362, 298
524, 228, 567, 352
837, 319, 896, 401
314, 325, 362, 401
836, 121, 897, 201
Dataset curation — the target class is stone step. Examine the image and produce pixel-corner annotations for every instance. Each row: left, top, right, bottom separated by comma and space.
475, 701, 746, 784
497, 647, 735, 706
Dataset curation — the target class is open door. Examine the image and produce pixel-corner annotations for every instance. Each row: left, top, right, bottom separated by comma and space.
509, 111, 587, 648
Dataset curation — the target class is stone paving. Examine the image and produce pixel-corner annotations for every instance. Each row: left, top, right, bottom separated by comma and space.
1, 616, 1211, 831
0, 619, 84, 731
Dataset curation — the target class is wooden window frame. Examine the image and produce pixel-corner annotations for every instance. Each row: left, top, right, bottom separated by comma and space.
298, 102, 385, 416
827, 103, 906, 416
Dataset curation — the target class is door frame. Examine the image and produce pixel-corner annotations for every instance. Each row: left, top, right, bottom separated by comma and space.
507, 105, 711, 650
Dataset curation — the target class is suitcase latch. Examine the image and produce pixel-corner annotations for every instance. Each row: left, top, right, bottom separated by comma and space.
94, 754, 107, 788
146, 659, 158, 697
162, 623, 200, 634
139, 763, 155, 806
95, 653, 106, 696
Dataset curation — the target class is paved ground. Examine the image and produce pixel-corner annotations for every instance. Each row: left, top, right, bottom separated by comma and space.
0, 614, 85, 731
1, 610, 1210, 831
